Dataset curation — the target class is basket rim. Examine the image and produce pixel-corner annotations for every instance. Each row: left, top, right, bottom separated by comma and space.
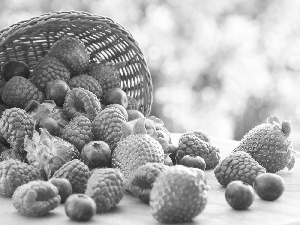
0, 10, 154, 116
0, 11, 138, 50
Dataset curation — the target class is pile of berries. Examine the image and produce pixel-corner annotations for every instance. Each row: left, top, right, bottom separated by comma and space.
0, 36, 178, 221
0, 36, 295, 223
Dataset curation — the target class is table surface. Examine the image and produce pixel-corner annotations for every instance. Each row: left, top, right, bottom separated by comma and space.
1, 133, 299, 225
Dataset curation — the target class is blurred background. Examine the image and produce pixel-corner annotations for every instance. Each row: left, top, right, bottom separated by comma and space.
1, 0, 300, 149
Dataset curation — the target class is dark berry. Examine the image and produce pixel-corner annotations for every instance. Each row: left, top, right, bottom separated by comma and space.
225, 180, 255, 210
80, 141, 111, 169
65, 194, 96, 221
45, 79, 70, 107
253, 173, 285, 201
103, 87, 128, 108
2, 61, 30, 81
179, 155, 206, 171
48, 177, 72, 203
127, 109, 144, 121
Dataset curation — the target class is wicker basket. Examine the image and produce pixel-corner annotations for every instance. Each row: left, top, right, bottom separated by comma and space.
0, 11, 153, 116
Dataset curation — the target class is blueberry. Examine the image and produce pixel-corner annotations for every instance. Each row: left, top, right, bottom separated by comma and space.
65, 194, 97, 221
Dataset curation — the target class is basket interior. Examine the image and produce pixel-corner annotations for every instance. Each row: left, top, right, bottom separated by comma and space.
0, 12, 152, 116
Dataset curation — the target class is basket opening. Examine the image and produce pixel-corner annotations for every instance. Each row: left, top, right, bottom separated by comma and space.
0, 12, 153, 116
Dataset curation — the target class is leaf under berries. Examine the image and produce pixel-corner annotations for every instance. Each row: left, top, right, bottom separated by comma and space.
24, 129, 52, 179
25, 100, 57, 124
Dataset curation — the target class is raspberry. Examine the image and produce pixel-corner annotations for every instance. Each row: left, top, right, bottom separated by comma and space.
0, 108, 35, 157
60, 115, 93, 152
128, 163, 167, 204
156, 126, 172, 145
176, 133, 220, 169
52, 159, 89, 193
63, 87, 101, 121
0, 159, 41, 197
92, 107, 126, 150
2, 76, 45, 108
127, 96, 140, 110
68, 74, 103, 100
179, 130, 211, 144
179, 155, 206, 170
88, 61, 121, 101
47, 37, 90, 76
214, 151, 266, 186
12, 180, 61, 217
85, 168, 125, 213
30, 56, 71, 92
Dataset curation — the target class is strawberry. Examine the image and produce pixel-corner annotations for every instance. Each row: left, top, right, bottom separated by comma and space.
233, 114, 294, 173
150, 165, 208, 223
24, 128, 80, 179
112, 118, 164, 188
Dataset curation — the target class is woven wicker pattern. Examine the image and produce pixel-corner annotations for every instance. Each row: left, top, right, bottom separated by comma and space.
0, 11, 153, 116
